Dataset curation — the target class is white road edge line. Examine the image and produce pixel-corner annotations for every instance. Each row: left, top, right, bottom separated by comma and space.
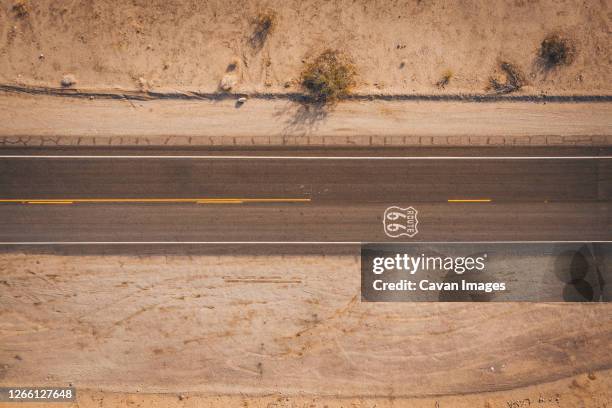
0, 155, 611, 160
0, 241, 610, 245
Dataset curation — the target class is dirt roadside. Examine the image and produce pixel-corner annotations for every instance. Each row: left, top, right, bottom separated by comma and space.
1, 94, 611, 147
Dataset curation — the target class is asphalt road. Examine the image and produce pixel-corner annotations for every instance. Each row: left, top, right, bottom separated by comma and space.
0, 148, 610, 243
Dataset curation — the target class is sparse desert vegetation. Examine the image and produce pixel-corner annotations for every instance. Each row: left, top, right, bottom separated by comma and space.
249, 11, 276, 50
539, 33, 576, 69
436, 70, 453, 89
488, 61, 525, 94
12, 0, 28, 17
301, 50, 356, 103
0, 1, 608, 97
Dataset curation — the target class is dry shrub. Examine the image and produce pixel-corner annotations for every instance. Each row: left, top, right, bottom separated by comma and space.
249, 12, 276, 50
539, 34, 575, 69
12, 1, 28, 17
436, 70, 453, 89
488, 62, 525, 94
301, 50, 356, 103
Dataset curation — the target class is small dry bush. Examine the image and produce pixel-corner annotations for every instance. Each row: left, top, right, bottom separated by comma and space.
301, 50, 356, 104
250, 12, 276, 50
539, 34, 575, 69
12, 1, 28, 17
488, 62, 525, 94
436, 70, 453, 89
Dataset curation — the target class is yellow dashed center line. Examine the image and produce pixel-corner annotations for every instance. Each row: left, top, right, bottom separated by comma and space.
0, 198, 311, 205
26, 201, 75, 205
196, 199, 244, 204
447, 199, 492, 203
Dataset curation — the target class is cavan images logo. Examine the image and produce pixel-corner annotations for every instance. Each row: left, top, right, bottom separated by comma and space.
383, 206, 419, 238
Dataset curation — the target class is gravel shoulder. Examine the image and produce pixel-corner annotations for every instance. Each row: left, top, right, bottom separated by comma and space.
1, 93, 611, 147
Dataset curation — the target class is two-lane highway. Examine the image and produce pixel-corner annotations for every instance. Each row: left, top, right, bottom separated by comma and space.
0, 148, 610, 243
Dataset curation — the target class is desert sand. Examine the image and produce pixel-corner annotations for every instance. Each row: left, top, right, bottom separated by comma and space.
1, 0, 610, 95
0, 253, 611, 407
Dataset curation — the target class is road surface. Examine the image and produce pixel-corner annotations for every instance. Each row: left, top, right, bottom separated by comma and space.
0, 147, 610, 243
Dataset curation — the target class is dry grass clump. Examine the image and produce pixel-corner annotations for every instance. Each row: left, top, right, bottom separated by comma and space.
301, 50, 356, 103
12, 0, 28, 17
436, 70, 453, 89
249, 11, 276, 50
539, 34, 575, 69
488, 61, 525, 94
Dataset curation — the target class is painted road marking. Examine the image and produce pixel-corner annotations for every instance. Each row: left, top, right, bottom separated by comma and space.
0, 155, 610, 160
383, 206, 419, 238
0, 241, 608, 245
196, 199, 243, 204
448, 199, 492, 203
0, 198, 311, 205
26, 201, 75, 204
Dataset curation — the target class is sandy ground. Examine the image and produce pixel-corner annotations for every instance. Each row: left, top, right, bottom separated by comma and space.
0, 253, 610, 406
1, 94, 611, 146
3, 369, 612, 408
0, 0, 610, 95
